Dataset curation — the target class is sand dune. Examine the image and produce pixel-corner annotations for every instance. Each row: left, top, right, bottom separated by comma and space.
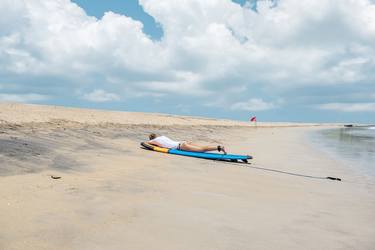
0, 103, 374, 250
0, 103, 327, 127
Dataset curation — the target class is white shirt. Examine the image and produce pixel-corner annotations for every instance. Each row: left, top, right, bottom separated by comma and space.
150, 136, 180, 149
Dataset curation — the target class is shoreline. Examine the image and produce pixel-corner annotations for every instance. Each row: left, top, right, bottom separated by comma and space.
307, 126, 375, 183
1, 103, 374, 250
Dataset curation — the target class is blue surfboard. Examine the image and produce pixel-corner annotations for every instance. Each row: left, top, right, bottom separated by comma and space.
141, 142, 252, 163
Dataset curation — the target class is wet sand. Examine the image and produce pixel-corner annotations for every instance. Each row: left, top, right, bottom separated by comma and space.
0, 103, 374, 250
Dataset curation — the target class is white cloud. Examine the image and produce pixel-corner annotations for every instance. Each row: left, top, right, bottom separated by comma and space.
231, 98, 276, 111
317, 102, 375, 112
0, 0, 375, 116
0, 93, 49, 102
82, 89, 120, 102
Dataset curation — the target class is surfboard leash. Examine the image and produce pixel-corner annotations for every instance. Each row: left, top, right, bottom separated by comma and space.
216, 160, 342, 181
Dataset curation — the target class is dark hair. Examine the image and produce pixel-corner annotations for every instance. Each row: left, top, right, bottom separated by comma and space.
149, 133, 157, 140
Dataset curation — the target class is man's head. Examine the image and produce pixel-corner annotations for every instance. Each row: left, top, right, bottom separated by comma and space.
149, 133, 157, 140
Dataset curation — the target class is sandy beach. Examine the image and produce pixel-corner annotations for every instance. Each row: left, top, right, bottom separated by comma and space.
0, 103, 374, 250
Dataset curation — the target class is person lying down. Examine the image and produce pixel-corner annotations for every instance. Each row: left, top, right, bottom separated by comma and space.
147, 133, 227, 154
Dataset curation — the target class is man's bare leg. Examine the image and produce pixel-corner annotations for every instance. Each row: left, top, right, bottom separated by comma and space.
180, 142, 226, 153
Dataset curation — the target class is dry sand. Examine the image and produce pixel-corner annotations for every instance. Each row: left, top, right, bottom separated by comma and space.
0, 103, 374, 250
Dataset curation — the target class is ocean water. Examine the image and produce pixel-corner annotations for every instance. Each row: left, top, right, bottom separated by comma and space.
311, 126, 375, 178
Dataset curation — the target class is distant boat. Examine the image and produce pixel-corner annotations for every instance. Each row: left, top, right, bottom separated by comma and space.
344, 124, 375, 128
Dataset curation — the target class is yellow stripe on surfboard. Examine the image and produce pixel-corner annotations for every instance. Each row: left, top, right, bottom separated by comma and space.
142, 142, 170, 153
153, 146, 169, 153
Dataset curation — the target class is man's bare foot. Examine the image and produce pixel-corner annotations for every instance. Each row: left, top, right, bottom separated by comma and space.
218, 145, 227, 154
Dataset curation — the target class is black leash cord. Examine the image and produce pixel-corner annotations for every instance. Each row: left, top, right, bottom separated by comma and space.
215, 160, 342, 182
249, 164, 342, 181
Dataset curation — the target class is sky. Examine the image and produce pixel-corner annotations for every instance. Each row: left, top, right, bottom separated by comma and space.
0, 0, 374, 123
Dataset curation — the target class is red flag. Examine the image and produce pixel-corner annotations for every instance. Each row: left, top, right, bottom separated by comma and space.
250, 116, 257, 122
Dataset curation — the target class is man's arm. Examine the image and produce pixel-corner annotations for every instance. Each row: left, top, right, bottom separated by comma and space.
148, 140, 163, 148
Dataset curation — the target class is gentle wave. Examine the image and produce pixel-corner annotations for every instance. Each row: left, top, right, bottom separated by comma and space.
311, 128, 375, 179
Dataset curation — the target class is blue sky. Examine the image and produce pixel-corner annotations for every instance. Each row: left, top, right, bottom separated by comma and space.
71, 0, 163, 40
0, 0, 375, 123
